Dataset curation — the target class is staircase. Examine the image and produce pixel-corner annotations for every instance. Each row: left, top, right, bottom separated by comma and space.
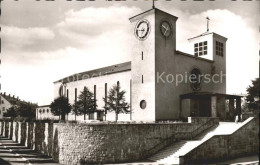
148, 122, 243, 164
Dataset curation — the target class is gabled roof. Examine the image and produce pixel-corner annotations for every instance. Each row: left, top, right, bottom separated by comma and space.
0, 94, 27, 105
54, 61, 131, 83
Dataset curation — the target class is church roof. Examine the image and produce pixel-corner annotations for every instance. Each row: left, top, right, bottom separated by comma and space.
54, 61, 131, 83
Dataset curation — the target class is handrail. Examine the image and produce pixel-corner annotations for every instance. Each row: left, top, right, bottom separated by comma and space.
145, 118, 217, 158
190, 118, 217, 140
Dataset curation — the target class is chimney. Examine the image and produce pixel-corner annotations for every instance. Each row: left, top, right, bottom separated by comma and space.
13, 95, 15, 98
4, 92, 6, 96
17, 96, 19, 101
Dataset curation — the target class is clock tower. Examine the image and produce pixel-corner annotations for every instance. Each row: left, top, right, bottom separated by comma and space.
129, 8, 178, 121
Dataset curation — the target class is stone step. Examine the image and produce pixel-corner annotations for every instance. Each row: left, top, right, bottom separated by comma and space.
148, 122, 244, 164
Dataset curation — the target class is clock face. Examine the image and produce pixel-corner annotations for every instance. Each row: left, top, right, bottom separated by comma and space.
160, 20, 172, 39
135, 19, 150, 41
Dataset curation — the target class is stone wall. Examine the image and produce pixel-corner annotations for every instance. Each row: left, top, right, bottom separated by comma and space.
56, 117, 218, 164
0, 117, 218, 164
179, 117, 259, 164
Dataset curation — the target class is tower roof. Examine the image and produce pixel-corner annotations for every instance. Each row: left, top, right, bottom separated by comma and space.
188, 32, 228, 41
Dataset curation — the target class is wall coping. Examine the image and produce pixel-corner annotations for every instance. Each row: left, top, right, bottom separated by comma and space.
179, 117, 256, 158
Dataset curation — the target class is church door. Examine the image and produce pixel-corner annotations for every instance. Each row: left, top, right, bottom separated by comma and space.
199, 97, 211, 117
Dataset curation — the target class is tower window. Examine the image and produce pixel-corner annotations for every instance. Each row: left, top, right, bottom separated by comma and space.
194, 41, 207, 56
216, 41, 224, 56
142, 75, 144, 84
142, 51, 143, 60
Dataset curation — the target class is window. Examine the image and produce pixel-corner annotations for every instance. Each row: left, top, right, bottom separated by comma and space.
39, 109, 42, 113
142, 51, 143, 60
142, 75, 144, 84
47, 109, 49, 113
2, 100, 4, 104
190, 68, 202, 91
3, 107, 5, 111
216, 41, 224, 56
43, 109, 45, 113
194, 41, 207, 56
140, 100, 147, 109
59, 85, 63, 97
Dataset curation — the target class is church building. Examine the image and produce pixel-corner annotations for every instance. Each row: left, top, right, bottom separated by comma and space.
37, 7, 242, 121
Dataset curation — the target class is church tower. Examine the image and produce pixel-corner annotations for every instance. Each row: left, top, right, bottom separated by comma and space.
129, 8, 178, 121
188, 32, 227, 94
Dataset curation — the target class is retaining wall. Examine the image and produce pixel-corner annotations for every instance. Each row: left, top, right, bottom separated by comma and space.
0, 117, 218, 164
179, 117, 259, 164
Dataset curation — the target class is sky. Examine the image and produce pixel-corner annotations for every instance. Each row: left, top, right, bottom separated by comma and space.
0, 0, 259, 105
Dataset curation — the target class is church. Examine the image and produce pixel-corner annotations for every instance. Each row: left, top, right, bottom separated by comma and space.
37, 7, 242, 121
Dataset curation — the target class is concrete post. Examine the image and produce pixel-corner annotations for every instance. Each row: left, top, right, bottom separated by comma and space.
229, 98, 235, 118
211, 96, 217, 117
236, 98, 242, 121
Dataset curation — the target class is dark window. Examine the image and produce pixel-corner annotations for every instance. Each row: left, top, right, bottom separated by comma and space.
142, 51, 143, 60
105, 83, 107, 114
216, 41, 224, 56
142, 75, 144, 84
59, 85, 63, 97
140, 100, 147, 109
194, 41, 207, 56
75, 88, 77, 102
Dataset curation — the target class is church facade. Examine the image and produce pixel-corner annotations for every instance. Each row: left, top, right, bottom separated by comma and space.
42, 8, 241, 121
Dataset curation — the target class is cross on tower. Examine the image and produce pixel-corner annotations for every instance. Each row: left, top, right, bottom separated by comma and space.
152, 0, 155, 9
206, 17, 210, 32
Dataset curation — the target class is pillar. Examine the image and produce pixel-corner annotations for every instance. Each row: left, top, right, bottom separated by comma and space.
229, 98, 235, 118
211, 96, 217, 117
236, 97, 241, 121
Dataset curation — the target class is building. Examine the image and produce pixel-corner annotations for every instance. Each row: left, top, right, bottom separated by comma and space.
0, 92, 21, 118
38, 7, 242, 121
35, 105, 59, 120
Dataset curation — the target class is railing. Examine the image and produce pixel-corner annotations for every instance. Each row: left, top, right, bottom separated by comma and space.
144, 118, 218, 159
190, 118, 218, 140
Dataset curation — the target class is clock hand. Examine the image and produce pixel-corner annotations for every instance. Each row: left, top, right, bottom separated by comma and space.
162, 25, 168, 30
141, 27, 145, 35
164, 29, 168, 35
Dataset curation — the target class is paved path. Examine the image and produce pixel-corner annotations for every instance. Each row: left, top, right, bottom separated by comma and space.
0, 136, 60, 165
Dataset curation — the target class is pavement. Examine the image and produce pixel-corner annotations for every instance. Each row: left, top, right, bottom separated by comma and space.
0, 136, 60, 165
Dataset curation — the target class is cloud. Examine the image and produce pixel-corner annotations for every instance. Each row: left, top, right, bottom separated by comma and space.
0, 25, 55, 50
1, 5, 258, 105
56, 6, 141, 45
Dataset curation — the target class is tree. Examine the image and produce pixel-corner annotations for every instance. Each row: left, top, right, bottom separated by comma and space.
75, 87, 97, 120
50, 96, 71, 120
17, 102, 37, 118
245, 78, 259, 113
103, 84, 129, 121
4, 102, 37, 119
4, 106, 18, 118
72, 101, 81, 121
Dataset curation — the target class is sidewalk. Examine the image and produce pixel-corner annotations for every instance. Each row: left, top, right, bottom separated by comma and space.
0, 136, 60, 165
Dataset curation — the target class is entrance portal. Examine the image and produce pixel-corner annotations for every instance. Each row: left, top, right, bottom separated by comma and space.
190, 97, 211, 117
